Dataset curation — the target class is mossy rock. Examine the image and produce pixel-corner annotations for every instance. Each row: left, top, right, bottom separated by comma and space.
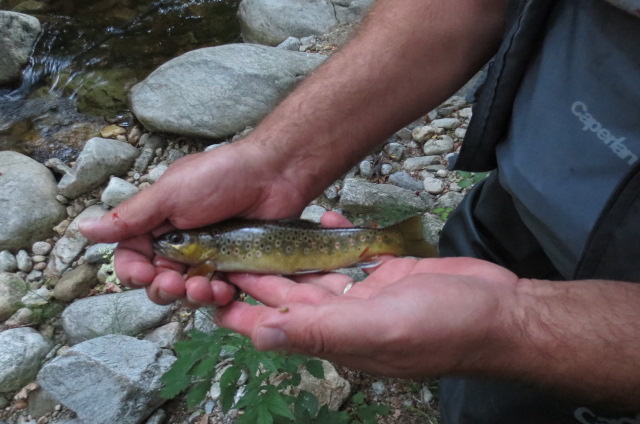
0, 273, 29, 321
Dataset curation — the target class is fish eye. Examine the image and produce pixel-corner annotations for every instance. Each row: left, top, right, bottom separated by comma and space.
165, 233, 184, 244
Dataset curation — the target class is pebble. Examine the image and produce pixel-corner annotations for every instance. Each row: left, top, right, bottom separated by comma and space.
423, 135, 454, 155
0, 251, 18, 272
146, 163, 168, 183
455, 127, 467, 139
26, 270, 43, 282
359, 160, 373, 178
423, 175, 445, 194
16, 250, 33, 273
300, 205, 326, 223
458, 107, 473, 119
388, 172, 424, 192
32, 255, 47, 263
383, 142, 404, 160
100, 124, 126, 138
431, 117, 460, 129
403, 156, 440, 172
380, 163, 393, 175
55, 194, 68, 204
411, 125, 437, 142
371, 381, 386, 396
21, 287, 51, 306
83, 243, 117, 264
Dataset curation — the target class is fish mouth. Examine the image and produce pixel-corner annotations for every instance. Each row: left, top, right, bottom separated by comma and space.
152, 240, 201, 266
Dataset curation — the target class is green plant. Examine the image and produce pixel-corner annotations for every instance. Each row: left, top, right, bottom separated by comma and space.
432, 206, 454, 221
161, 328, 391, 423
455, 171, 489, 189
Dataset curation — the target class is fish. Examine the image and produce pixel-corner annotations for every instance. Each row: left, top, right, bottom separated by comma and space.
152, 216, 438, 276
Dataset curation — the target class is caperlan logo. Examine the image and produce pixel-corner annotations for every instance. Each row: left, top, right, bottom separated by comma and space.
574, 406, 640, 424
572, 101, 637, 166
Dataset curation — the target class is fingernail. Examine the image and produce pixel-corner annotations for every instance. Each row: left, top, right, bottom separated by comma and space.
78, 217, 100, 229
157, 290, 178, 303
256, 327, 288, 351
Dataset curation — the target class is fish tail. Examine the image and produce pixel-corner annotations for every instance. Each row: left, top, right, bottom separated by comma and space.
387, 215, 439, 258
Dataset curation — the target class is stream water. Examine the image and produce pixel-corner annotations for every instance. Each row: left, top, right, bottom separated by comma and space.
0, 0, 240, 162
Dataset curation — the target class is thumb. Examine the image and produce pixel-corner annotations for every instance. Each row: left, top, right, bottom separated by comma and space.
79, 185, 170, 242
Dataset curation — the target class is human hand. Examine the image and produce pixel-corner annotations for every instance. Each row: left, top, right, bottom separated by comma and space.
79, 142, 310, 305
217, 255, 520, 378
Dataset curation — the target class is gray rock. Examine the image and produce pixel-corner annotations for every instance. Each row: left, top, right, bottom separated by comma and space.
277, 36, 302, 51
45, 205, 107, 277
0, 251, 17, 273
421, 213, 445, 246
436, 191, 465, 210
0, 327, 51, 393
300, 205, 326, 223
358, 160, 373, 178
61, 289, 173, 345
83, 243, 117, 264
16, 250, 33, 273
129, 44, 325, 139
0, 152, 67, 251
57, 138, 139, 199
0, 12, 41, 84
100, 177, 139, 207
21, 286, 51, 306
194, 307, 218, 334
423, 135, 454, 155
403, 156, 440, 172
423, 175, 444, 195
383, 142, 404, 160
38, 335, 175, 424
133, 135, 166, 172
53, 264, 98, 302
295, 360, 350, 410
239, 0, 372, 46
0, 272, 29, 321
31, 241, 52, 256
371, 381, 386, 396
388, 172, 424, 192
430, 118, 460, 130
27, 388, 58, 419
380, 163, 393, 176
411, 125, 438, 142
144, 322, 183, 349
339, 178, 426, 227
146, 163, 168, 183
145, 409, 167, 424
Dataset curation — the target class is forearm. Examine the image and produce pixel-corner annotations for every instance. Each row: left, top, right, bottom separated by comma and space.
240, 0, 508, 203
482, 278, 640, 408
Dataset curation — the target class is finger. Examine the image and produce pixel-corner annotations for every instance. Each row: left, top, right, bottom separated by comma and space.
113, 236, 157, 287
228, 273, 335, 306
79, 185, 172, 243
292, 272, 355, 295
320, 211, 353, 228
145, 269, 187, 304
185, 276, 237, 306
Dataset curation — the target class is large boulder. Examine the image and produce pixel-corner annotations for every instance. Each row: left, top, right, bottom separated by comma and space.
0, 327, 51, 393
129, 43, 325, 139
0, 11, 41, 85
238, 0, 373, 46
0, 151, 66, 251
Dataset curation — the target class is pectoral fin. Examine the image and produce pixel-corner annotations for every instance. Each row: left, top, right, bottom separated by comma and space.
186, 260, 217, 279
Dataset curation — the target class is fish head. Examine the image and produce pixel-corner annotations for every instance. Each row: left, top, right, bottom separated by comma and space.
152, 230, 210, 265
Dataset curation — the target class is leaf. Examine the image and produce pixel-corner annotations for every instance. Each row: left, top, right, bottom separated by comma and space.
312, 405, 351, 424
294, 390, 319, 418
351, 391, 366, 405
220, 365, 242, 412
264, 386, 295, 420
185, 380, 211, 408
304, 359, 325, 379
191, 356, 218, 378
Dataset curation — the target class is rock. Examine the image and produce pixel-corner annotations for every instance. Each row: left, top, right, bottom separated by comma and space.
52, 264, 98, 302
3, 307, 35, 329
37, 335, 175, 424
99, 124, 126, 138
421, 213, 445, 246
83, 243, 116, 264
359, 160, 373, 178
61, 289, 173, 345
403, 156, 440, 172
100, 177, 139, 207
295, 360, 350, 410
194, 307, 218, 334
388, 172, 424, 192
146, 163, 168, 183
31, 241, 52, 256
0, 251, 18, 273
45, 205, 107, 277
145, 409, 167, 424
0, 152, 67, 251
144, 322, 183, 349
371, 381, 386, 396
27, 387, 58, 419
133, 135, 166, 172
0, 328, 51, 393
430, 117, 460, 130
423, 175, 444, 194
436, 191, 465, 210
129, 44, 325, 139
239, 0, 372, 45
15, 250, 33, 273
300, 205, 326, 223
339, 178, 427, 227
383, 142, 404, 160
0, 11, 41, 84
0, 272, 29, 321
57, 137, 139, 199
277, 36, 302, 51
411, 125, 438, 142
423, 135, 454, 155
21, 286, 51, 306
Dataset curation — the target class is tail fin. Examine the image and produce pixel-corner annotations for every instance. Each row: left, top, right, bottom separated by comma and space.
387, 215, 439, 258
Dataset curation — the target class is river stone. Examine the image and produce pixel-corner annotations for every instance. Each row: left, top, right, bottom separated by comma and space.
45, 205, 107, 277
0, 327, 51, 393
61, 289, 173, 345
100, 177, 139, 207
0, 251, 17, 273
52, 264, 98, 302
388, 172, 424, 192
0, 272, 29, 321
239, 0, 372, 45
0, 11, 41, 84
339, 178, 427, 227
129, 43, 326, 139
0, 152, 66, 251
294, 360, 350, 410
37, 335, 175, 424
57, 137, 139, 199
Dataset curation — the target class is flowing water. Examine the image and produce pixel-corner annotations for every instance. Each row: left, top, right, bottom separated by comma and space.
0, 0, 241, 162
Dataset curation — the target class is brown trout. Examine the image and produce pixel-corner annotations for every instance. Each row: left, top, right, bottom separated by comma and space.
152, 216, 437, 275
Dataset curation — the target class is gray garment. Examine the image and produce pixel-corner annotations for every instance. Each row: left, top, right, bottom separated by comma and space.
496, 0, 640, 278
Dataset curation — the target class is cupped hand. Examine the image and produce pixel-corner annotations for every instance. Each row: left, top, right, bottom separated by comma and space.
216, 255, 521, 378
79, 142, 310, 305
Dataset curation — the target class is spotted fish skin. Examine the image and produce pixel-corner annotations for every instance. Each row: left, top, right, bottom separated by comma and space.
153, 217, 437, 275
